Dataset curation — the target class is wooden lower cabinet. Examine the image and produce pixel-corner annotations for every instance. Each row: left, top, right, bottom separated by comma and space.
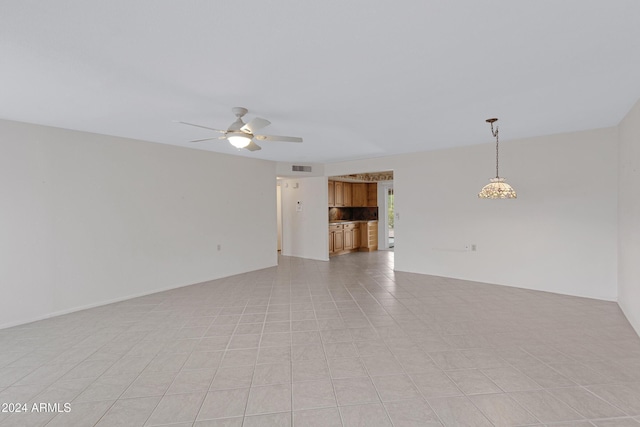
329, 221, 377, 256
359, 221, 378, 252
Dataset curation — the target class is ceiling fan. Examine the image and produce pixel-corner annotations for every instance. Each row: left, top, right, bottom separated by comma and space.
177, 107, 303, 152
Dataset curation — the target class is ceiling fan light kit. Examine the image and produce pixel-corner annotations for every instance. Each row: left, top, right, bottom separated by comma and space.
227, 133, 251, 148
178, 107, 303, 152
478, 118, 517, 199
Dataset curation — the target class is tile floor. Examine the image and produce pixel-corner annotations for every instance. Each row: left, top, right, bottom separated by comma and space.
1, 251, 639, 426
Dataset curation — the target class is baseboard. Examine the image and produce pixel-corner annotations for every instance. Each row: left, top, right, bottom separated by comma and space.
618, 299, 640, 337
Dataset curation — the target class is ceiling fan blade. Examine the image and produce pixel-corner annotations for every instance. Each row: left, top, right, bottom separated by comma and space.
245, 140, 262, 151
189, 136, 226, 143
175, 121, 226, 133
241, 117, 271, 134
255, 134, 303, 143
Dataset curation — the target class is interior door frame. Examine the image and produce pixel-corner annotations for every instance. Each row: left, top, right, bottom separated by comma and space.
379, 181, 394, 250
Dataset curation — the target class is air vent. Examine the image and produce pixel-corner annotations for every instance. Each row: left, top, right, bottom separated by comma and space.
292, 165, 312, 172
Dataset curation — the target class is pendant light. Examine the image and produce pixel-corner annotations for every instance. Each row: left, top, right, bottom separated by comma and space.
478, 118, 517, 199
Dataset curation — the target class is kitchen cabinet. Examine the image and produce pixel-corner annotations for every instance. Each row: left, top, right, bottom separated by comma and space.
343, 183, 352, 207
351, 183, 367, 207
343, 222, 358, 250
328, 181, 335, 207
334, 228, 344, 252
367, 183, 377, 207
353, 227, 361, 250
359, 221, 378, 252
328, 181, 377, 207
329, 223, 344, 254
329, 221, 374, 256
334, 181, 344, 206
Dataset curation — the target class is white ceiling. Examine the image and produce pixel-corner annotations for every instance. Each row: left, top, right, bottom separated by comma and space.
2, 1, 639, 163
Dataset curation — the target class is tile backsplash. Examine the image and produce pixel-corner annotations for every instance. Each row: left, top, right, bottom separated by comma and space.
329, 207, 378, 221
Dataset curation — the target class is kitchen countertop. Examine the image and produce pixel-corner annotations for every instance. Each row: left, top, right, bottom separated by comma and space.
329, 220, 378, 225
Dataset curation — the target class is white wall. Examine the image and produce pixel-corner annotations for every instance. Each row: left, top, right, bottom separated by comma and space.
618, 98, 640, 334
280, 176, 329, 261
326, 128, 619, 301
0, 119, 277, 328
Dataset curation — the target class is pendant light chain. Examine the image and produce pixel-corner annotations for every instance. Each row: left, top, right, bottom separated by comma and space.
491, 121, 499, 178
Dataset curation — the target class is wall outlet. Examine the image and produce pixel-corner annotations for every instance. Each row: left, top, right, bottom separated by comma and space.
471, 244, 477, 251
217, 244, 221, 251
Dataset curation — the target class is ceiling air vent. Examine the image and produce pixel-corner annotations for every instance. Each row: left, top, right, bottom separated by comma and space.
292, 165, 312, 172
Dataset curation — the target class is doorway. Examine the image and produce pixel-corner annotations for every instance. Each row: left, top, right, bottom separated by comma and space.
387, 186, 394, 249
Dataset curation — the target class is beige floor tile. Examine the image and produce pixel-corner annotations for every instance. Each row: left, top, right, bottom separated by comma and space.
517, 364, 577, 388
428, 351, 475, 370
509, 389, 584, 423
333, 376, 380, 405
31, 377, 94, 404
14, 363, 76, 386
372, 374, 421, 402
60, 359, 114, 381
292, 359, 329, 382
328, 357, 368, 379
469, 393, 539, 426
210, 365, 254, 390
166, 368, 216, 394
121, 371, 177, 399
243, 412, 292, 427
410, 370, 463, 398
146, 392, 205, 425
228, 334, 261, 349
293, 407, 342, 427
292, 379, 336, 410
428, 396, 493, 426
46, 400, 114, 427
252, 362, 291, 386
394, 351, 440, 374
384, 398, 442, 426
263, 322, 291, 334
361, 354, 404, 376
592, 418, 640, 426
194, 417, 244, 427
340, 403, 392, 427
197, 388, 250, 420
324, 342, 358, 359
260, 333, 292, 348
183, 351, 224, 370
257, 346, 291, 364
446, 369, 503, 395
548, 362, 613, 385
291, 344, 325, 361
196, 336, 231, 352
246, 384, 292, 415
94, 396, 160, 426
220, 349, 258, 367
73, 374, 134, 402
548, 386, 626, 418
481, 366, 543, 392
587, 383, 640, 415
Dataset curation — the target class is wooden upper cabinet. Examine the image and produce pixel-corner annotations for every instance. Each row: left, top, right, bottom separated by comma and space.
328, 181, 335, 207
334, 181, 344, 206
329, 180, 378, 207
352, 183, 367, 207
343, 183, 352, 207
367, 183, 378, 207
